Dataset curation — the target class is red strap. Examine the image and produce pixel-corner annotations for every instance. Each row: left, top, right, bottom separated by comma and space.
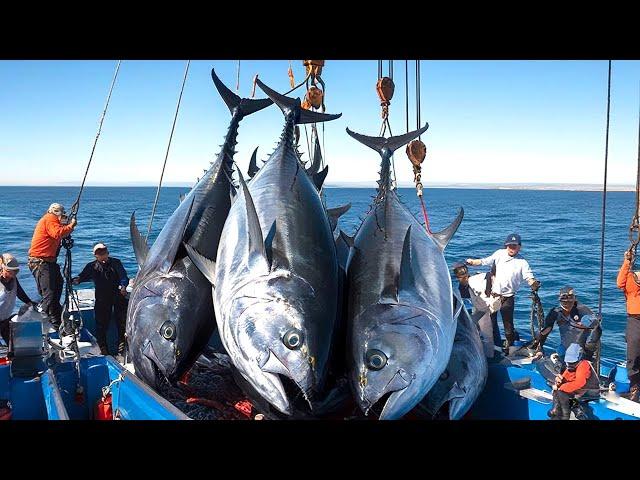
234, 400, 253, 418
419, 196, 432, 234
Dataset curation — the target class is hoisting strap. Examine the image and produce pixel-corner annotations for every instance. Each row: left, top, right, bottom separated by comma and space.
146, 60, 191, 242
70, 60, 122, 219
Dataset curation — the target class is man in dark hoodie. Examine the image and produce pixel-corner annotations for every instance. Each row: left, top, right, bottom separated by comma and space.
73, 243, 129, 357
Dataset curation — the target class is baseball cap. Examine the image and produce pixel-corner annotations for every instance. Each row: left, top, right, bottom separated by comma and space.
93, 243, 108, 254
559, 286, 576, 301
504, 233, 521, 246
48, 203, 66, 216
0, 253, 20, 271
564, 343, 583, 363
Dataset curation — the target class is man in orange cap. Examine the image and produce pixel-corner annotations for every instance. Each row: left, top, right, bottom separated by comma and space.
27, 203, 77, 329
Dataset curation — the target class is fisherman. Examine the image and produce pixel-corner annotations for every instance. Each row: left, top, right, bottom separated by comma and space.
0, 254, 36, 345
617, 250, 640, 402
72, 243, 129, 357
27, 203, 77, 329
533, 286, 601, 360
452, 261, 501, 356
547, 343, 599, 420
465, 233, 540, 352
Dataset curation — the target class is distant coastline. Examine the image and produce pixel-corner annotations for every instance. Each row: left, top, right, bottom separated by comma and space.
0, 182, 634, 192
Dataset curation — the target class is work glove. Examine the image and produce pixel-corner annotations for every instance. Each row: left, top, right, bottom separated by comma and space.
530, 279, 541, 292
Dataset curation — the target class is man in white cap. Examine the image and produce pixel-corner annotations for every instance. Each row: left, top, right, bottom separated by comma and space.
0, 253, 36, 345
73, 242, 129, 357
27, 203, 77, 329
465, 232, 540, 352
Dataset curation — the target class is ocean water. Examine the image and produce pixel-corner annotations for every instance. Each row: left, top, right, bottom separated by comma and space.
0, 186, 635, 360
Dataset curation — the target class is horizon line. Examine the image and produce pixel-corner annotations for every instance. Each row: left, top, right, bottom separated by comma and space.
0, 182, 635, 191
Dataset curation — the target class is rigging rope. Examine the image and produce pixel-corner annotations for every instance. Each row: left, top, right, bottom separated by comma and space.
629, 86, 640, 268
69, 60, 122, 218
146, 60, 191, 242
60, 60, 122, 381
596, 60, 613, 377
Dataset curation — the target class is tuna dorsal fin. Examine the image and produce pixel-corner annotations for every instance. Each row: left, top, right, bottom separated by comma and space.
211, 68, 272, 116
431, 207, 464, 252
229, 182, 237, 202
237, 168, 268, 267
345, 124, 429, 156
327, 203, 351, 232
313, 165, 329, 191
339, 230, 355, 248
255, 79, 342, 125
247, 146, 259, 178
130, 211, 149, 269
264, 219, 290, 272
398, 225, 416, 298
184, 243, 216, 287
306, 135, 323, 175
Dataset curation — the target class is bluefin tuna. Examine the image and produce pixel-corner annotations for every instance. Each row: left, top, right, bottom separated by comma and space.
345, 125, 464, 420
416, 291, 488, 419
186, 79, 342, 415
126, 68, 272, 387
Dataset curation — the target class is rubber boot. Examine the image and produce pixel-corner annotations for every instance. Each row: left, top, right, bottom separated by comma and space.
558, 393, 572, 420
547, 391, 560, 419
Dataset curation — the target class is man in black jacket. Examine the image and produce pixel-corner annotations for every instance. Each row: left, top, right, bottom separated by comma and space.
534, 286, 601, 361
73, 243, 129, 356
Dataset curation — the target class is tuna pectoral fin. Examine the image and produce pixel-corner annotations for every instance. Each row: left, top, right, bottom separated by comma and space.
345, 124, 429, 155
327, 203, 352, 232
130, 211, 149, 268
431, 207, 464, 252
184, 244, 216, 287
255, 78, 342, 125
446, 382, 467, 401
211, 68, 273, 116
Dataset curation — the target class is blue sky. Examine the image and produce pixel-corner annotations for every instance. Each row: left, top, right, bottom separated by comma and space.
1, 60, 639, 186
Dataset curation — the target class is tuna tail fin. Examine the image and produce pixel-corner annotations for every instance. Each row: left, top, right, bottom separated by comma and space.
255, 78, 342, 125
211, 68, 272, 117
130, 211, 149, 269
431, 207, 464, 252
345, 123, 429, 156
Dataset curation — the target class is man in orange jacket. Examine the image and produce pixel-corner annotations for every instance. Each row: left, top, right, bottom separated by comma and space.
617, 250, 640, 402
27, 203, 77, 329
548, 343, 599, 420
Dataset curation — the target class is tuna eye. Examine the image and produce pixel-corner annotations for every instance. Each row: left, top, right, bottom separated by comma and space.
160, 321, 176, 341
440, 370, 449, 381
366, 349, 387, 370
283, 329, 303, 350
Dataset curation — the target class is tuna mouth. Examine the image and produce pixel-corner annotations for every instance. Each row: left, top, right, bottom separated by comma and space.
260, 350, 314, 411
367, 391, 395, 418
361, 370, 413, 419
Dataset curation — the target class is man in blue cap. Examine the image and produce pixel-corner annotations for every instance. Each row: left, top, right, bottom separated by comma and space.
465, 233, 540, 353
547, 343, 599, 420
533, 286, 601, 360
